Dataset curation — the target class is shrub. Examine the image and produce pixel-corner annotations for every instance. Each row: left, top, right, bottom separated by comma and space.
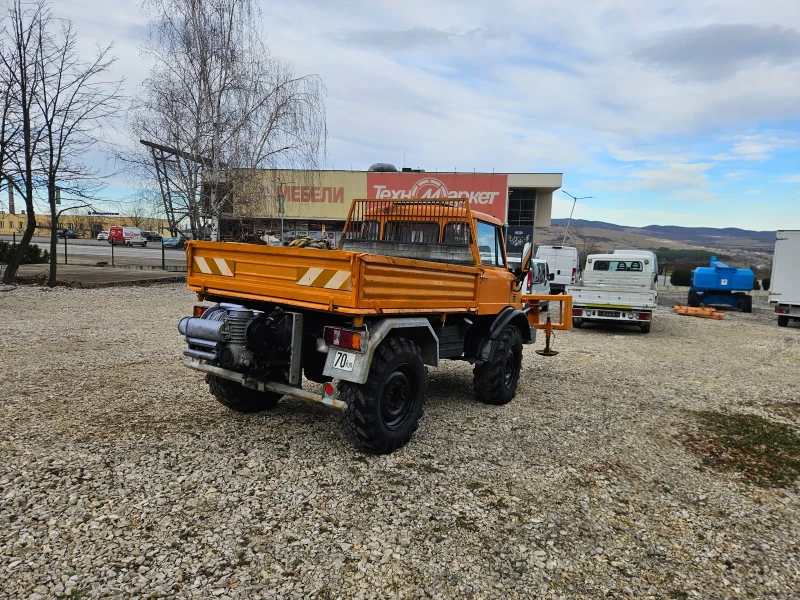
0, 241, 50, 265
762, 277, 770, 291
670, 268, 693, 286
753, 280, 761, 291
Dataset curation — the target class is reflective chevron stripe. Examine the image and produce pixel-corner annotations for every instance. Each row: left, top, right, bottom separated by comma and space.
296, 267, 352, 291
194, 256, 235, 277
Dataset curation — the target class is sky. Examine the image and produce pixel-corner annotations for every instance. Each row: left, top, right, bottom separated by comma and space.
49, 0, 800, 230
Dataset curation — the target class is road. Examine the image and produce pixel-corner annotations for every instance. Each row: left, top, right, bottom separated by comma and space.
0, 234, 185, 266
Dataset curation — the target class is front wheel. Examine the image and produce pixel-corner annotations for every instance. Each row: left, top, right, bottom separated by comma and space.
340, 337, 427, 454
207, 374, 282, 413
473, 325, 523, 406
142, 242, 147, 248
688, 290, 701, 307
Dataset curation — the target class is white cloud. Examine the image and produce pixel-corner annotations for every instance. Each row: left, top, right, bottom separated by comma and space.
779, 174, 800, 183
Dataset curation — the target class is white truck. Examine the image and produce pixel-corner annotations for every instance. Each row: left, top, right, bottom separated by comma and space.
536, 245, 578, 294
569, 252, 658, 333
769, 230, 800, 328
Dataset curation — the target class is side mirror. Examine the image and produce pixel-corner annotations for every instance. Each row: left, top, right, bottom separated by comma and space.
548, 273, 555, 281
513, 266, 523, 278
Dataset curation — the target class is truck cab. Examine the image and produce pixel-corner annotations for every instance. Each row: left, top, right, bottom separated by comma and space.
569, 252, 657, 333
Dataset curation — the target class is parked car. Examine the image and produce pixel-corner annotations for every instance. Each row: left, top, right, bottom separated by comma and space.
57, 230, 78, 239
108, 225, 147, 247
96, 231, 109, 240
162, 237, 185, 249
525, 258, 552, 311
142, 231, 163, 242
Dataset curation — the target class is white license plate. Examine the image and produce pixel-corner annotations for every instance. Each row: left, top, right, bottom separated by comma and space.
599, 310, 620, 317
332, 350, 355, 372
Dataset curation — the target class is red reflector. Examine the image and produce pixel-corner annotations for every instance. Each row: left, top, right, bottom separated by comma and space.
638, 313, 651, 321
573, 308, 583, 316
571, 267, 576, 283
324, 327, 361, 351
324, 382, 334, 396
193, 305, 208, 318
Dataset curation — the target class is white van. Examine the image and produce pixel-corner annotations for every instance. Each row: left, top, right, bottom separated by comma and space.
535, 245, 578, 293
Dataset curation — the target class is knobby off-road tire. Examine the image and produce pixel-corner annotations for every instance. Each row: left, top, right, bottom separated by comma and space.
207, 374, 282, 413
741, 295, 753, 313
473, 325, 523, 406
340, 337, 427, 454
778, 315, 789, 327
688, 290, 701, 307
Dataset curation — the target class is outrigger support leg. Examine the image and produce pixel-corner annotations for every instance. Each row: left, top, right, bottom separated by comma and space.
535, 316, 559, 357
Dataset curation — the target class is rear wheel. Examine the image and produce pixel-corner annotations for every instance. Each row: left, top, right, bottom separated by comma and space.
207, 374, 282, 413
572, 317, 583, 328
740, 295, 752, 313
340, 337, 427, 454
473, 325, 523, 406
778, 315, 789, 327
688, 290, 701, 307
639, 322, 651, 334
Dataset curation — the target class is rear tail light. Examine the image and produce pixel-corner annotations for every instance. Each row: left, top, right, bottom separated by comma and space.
193, 304, 208, 318
571, 267, 576, 283
638, 313, 651, 321
776, 307, 790, 314
526, 270, 532, 292
573, 308, 583, 316
324, 327, 362, 351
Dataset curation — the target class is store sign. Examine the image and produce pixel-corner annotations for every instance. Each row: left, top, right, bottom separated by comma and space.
366, 173, 508, 221
506, 225, 533, 266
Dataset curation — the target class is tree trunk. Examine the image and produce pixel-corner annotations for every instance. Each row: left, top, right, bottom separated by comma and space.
1, 211, 35, 284
48, 189, 58, 287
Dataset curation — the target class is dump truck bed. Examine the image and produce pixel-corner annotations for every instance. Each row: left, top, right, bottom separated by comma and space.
186, 241, 482, 315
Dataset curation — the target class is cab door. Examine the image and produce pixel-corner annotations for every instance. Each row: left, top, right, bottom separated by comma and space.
475, 220, 516, 314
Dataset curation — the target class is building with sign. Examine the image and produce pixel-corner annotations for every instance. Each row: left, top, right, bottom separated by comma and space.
222, 168, 562, 244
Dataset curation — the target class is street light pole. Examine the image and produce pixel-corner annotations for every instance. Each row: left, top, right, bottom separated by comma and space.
560, 190, 594, 245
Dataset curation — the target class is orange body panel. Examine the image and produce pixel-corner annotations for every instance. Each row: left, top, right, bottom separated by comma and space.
186, 199, 531, 317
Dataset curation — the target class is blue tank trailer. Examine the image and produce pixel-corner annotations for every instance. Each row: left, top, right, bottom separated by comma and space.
687, 257, 754, 313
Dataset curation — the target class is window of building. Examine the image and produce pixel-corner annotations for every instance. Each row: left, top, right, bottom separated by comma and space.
0, 221, 4, 229
383, 221, 439, 243
507, 188, 537, 226
476, 221, 506, 267
18, 221, 23, 229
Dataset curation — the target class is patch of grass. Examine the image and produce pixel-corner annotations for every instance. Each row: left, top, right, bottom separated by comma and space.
683, 411, 800, 487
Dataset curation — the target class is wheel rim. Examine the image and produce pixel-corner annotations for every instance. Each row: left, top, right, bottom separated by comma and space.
380, 365, 416, 431
503, 346, 518, 389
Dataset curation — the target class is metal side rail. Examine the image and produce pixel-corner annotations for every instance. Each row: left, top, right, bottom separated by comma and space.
184, 358, 347, 411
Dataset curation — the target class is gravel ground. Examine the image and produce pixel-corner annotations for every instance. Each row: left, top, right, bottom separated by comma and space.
1, 284, 798, 599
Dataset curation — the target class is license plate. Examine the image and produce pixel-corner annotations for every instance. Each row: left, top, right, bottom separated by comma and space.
598, 310, 620, 318
332, 350, 355, 372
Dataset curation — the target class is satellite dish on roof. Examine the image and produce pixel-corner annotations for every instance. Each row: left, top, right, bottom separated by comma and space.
368, 163, 398, 172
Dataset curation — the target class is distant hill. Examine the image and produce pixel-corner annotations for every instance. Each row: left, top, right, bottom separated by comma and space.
550, 219, 775, 250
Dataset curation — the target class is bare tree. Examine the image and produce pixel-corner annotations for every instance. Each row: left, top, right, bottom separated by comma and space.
122, 0, 326, 240
0, 0, 45, 284
34, 12, 123, 286
0, 0, 122, 285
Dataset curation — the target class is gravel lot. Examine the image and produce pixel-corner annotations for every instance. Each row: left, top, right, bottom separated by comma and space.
1, 284, 798, 599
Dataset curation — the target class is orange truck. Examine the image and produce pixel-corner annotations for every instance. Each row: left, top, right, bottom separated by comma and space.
178, 199, 570, 453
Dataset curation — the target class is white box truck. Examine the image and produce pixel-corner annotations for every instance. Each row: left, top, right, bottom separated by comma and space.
569, 252, 658, 333
769, 230, 800, 327
535, 245, 578, 294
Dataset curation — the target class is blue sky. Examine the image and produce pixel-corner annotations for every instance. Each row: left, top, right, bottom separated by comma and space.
52, 0, 800, 230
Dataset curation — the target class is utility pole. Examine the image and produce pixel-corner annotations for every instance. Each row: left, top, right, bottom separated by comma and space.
560, 190, 594, 245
